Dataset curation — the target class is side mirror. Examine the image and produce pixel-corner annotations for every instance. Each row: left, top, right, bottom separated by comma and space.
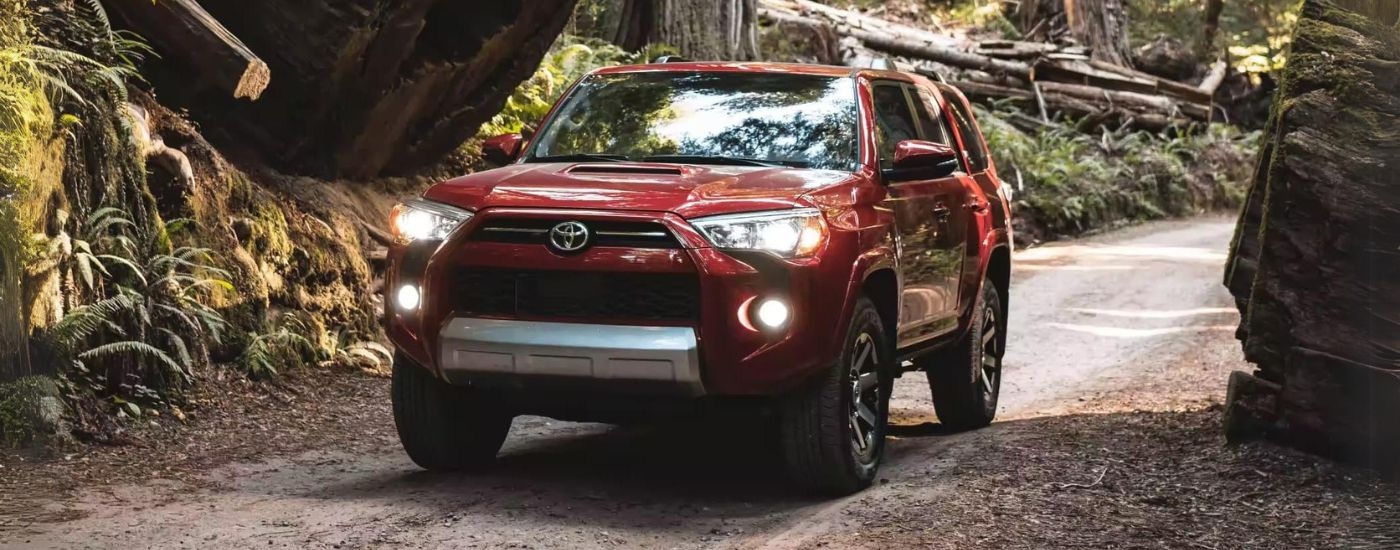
883, 140, 960, 183
481, 133, 524, 166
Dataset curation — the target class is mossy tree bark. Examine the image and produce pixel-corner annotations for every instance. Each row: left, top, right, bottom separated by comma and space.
1223, 0, 1400, 470
1334, 0, 1400, 25
113, 0, 579, 179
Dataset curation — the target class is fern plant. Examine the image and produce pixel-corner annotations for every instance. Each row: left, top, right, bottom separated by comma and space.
322, 328, 393, 373
240, 313, 317, 378
45, 209, 231, 398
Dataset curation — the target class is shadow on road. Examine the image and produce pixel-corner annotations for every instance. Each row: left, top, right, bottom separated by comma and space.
289, 410, 961, 531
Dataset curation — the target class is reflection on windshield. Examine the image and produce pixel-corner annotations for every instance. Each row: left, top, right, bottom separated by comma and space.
528, 71, 858, 171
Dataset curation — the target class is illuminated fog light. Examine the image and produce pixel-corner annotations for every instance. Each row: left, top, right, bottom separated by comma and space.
396, 285, 421, 311
755, 298, 790, 329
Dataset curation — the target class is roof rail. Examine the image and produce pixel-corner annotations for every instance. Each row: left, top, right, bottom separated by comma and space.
651, 55, 691, 64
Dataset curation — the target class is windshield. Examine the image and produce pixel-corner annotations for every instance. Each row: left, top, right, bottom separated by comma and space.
526, 71, 859, 171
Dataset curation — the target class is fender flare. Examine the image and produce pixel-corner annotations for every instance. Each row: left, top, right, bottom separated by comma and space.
830, 245, 900, 359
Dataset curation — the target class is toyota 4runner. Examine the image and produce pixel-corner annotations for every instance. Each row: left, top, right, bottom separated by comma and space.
385, 61, 1013, 495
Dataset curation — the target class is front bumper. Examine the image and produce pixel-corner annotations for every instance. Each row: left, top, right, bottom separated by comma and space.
386, 207, 861, 398
438, 318, 704, 396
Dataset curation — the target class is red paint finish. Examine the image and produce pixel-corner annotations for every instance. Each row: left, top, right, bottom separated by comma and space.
386, 62, 1014, 397
480, 133, 524, 165
892, 140, 958, 168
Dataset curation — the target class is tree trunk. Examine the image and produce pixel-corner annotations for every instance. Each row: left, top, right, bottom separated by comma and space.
608, 0, 760, 61
1200, 0, 1226, 58
1223, 0, 1400, 471
116, 0, 579, 179
1334, 0, 1400, 25
1016, 0, 1133, 67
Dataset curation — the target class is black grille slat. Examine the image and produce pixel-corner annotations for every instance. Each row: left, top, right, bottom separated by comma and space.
454, 269, 699, 321
470, 219, 681, 249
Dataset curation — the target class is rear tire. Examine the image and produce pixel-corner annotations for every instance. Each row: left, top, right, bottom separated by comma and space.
779, 297, 893, 495
924, 278, 1004, 431
392, 352, 513, 471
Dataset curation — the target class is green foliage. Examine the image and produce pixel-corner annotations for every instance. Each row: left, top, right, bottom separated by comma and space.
240, 314, 392, 377
45, 210, 231, 400
942, 0, 1021, 38
240, 313, 317, 378
322, 330, 393, 373
978, 106, 1258, 240
0, 0, 52, 380
1129, 0, 1303, 72
477, 35, 676, 138
0, 375, 61, 447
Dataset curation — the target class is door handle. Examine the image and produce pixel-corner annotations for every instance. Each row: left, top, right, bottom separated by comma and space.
965, 199, 989, 213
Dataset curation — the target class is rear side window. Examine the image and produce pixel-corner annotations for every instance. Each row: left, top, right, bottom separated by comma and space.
910, 90, 952, 146
943, 95, 989, 173
871, 83, 919, 170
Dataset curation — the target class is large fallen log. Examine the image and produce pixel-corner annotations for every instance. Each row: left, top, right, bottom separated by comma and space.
951, 80, 1185, 131
760, 6, 1031, 78
1223, 0, 1400, 470
1036, 81, 1211, 119
758, 1, 1213, 129
104, 0, 269, 100
761, 0, 964, 49
112, 0, 579, 179
1033, 59, 1213, 104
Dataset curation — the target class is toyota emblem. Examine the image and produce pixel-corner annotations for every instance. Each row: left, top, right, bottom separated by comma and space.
548, 221, 591, 253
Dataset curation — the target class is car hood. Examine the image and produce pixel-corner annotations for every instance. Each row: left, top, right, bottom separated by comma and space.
421, 162, 857, 218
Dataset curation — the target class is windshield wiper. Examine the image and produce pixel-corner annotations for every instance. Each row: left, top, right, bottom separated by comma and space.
531, 153, 630, 163
639, 155, 807, 168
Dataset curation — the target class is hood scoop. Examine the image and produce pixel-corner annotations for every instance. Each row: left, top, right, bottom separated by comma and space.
567, 164, 686, 177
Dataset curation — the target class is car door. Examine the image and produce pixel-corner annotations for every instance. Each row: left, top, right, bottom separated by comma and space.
872, 81, 964, 348
937, 88, 996, 311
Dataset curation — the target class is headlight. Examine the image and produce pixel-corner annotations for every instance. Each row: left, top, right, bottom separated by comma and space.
690, 208, 827, 258
389, 199, 473, 243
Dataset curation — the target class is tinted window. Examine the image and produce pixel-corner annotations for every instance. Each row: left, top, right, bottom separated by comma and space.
528, 72, 858, 170
871, 83, 919, 170
911, 89, 951, 145
943, 95, 988, 172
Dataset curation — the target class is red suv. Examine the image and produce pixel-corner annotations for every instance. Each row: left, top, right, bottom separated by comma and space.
385, 62, 1013, 495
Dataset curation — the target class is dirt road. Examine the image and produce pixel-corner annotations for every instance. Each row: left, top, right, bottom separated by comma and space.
8, 218, 1397, 549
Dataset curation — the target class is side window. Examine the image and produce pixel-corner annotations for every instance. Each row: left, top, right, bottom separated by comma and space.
942, 95, 989, 173
910, 88, 952, 146
871, 83, 919, 170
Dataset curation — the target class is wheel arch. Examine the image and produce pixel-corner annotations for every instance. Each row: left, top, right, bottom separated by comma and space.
986, 245, 1011, 318
861, 267, 899, 345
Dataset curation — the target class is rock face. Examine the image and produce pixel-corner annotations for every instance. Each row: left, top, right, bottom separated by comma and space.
1223, 0, 1400, 468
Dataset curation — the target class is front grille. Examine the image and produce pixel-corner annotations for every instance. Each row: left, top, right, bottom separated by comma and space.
470, 218, 681, 249
453, 268, 699, 322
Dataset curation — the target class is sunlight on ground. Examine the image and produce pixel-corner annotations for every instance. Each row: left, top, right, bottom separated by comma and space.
1018, 243, 1228, 263
1067, 307, 1237, 319
1017, 264, 1141, 272
1045, 322, 1238, 338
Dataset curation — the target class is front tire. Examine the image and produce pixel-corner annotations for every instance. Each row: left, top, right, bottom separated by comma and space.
392, 352, 513, 471
779, 297, 893, 495
924, 278, 1004, 431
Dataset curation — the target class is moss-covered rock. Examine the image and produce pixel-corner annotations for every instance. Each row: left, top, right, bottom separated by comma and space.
0, 375, 71, 449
